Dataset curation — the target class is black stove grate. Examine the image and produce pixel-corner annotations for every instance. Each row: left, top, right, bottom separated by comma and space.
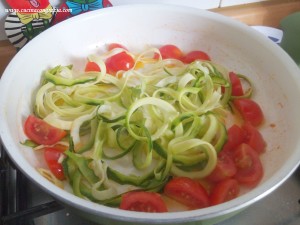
0, 144, 63, 225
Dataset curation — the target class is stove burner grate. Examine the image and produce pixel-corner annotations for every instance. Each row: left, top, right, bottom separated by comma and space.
0, 144, 63, 225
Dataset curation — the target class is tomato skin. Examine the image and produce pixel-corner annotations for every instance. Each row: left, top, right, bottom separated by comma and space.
24, 115, 67, 145
120, 191, 168, 213
159, 45, 183, 60
210, 179, 240, 206
44, 147, 66, 180
85, 61, 101, 72
105, 52, 135, 75
229, 72, 244, 96
181, 50, 211, 63
233, 99, 264, 127
206, 152, 237, 182
164, 177, 210, 209
221, 124, 245, 155
107, 43, 128, 51
233, 143, 263, 188
242, 123, 266, 154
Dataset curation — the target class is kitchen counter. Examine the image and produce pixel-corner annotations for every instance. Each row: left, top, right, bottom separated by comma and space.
0, 0, 300, 76
211, 0, 300, 27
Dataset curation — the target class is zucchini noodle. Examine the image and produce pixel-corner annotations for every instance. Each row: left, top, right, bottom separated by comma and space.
37, 168, 64, 188
32, 47, 239, 206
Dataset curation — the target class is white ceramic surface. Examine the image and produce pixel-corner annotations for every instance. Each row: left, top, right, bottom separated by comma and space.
1, 4, 300, 225
109, 0, 221, 9
0, 0, 221, 41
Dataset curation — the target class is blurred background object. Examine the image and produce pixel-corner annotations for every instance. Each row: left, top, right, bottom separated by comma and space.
280, 11, 300, 67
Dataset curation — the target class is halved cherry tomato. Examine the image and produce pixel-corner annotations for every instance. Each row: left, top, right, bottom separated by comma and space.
221, 124, 245, 155
210, 179, 240, 206
84, 61, 101, 72
24, 115, 67, 145
233, 143, 263, 187
105, 52, 135, 75
181, 50, 211, 63
229, 72, 244, 96
206, 152, 237, 182
242, 123, 266, 154
158, 44, 183, 60
107, 43, 128, 51
120, 191, 168, 213
164, 177, 210, 209
233, 98, 264, 127
44, 146, 67, 180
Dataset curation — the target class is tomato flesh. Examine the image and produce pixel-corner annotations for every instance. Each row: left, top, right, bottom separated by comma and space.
44, 146, 66, 180
233, 99, 264, 127
120, 191, 168, 213
221, 124, 245, 155
85, 61, 101, 72
24, 115, 67, 145
229, 72, 244, 96
207, 152, 237, 182
242, 123, 266, 154
164, 177, 209, 209
105, 52, 135, 75
210, 179, 240, 206
233, 143, 263, 187
181, 50, 211, 63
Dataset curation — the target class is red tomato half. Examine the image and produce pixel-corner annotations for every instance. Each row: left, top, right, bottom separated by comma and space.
210, 179, 240, 206
84, 61, 101, 72
242, 123, 266, 154
229, 72, 244, 96
181, 50, 211, 63
164, 177, 210, 209
233, 143, 263, 187
158, 45, 183, 60
233, 98, 264, 127
120, 191, 168, 213
107, 43, 128, 51
206, 152, 237, 182
44, 146, 66, 180
105, 52, 135, 75
24, 115, 67, 145
221, 124, 245, 155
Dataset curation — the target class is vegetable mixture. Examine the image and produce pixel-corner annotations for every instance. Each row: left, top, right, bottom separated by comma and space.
23, 44, 266, 212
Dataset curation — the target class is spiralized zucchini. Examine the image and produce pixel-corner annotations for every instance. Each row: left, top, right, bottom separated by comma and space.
33, 47, 236, 205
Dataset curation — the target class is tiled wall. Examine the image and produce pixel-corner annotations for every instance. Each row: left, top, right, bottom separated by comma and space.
0, 0, 271, 41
